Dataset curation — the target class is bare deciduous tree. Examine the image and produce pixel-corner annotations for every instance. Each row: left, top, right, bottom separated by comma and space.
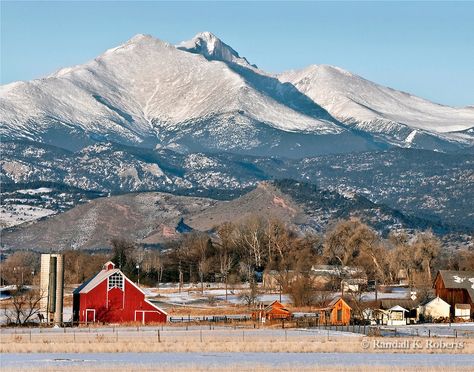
4, 286, 45, 325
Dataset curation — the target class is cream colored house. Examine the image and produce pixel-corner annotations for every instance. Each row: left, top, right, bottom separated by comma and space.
387, 305, 408, 326
419, 296, 450, 320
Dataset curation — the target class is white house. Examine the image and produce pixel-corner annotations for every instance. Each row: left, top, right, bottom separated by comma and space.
419, 296, 450, 320
387, 305, 408, 326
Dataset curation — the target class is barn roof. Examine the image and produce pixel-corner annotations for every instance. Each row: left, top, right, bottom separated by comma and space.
73, 268, 121, 294
436, 270, 474, 302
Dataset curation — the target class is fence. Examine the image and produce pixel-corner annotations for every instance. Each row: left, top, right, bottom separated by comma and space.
0, 326, 362, 345
168, 315, 251, 323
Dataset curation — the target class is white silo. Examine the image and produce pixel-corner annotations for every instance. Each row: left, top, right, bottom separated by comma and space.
40, 254, 64, 325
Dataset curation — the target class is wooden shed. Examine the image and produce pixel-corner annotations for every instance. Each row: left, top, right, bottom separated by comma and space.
252, 300, 292, 322
316, 297, 351, 326
433, 270, 474, 319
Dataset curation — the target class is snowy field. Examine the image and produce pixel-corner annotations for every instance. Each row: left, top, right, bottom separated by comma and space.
0, 326, 361, 340
2, 352, 474, 370
380, 323, 474, 338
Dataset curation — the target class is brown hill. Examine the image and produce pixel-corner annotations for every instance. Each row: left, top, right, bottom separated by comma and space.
2, 182, 305, 251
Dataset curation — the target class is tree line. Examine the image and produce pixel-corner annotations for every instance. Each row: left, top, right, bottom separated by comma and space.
2, 216, 473, 294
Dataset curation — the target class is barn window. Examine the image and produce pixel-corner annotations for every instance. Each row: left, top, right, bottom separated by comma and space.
337, 309, 342, 322
108, 272, 124, 290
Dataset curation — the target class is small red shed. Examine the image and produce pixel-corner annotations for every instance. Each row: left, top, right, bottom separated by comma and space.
316, 297, 352, 326
252, 300, 292, 321
73, 261, 167, 324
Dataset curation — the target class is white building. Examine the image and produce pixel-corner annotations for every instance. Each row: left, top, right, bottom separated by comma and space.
455, 304, 471, 320
419, 296, 450, 320
387, 305, 408, 326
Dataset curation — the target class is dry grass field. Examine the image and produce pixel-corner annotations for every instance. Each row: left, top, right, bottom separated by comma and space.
1, 329, 473, 354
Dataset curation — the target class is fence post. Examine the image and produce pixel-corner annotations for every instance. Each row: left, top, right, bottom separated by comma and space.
242, 330, 245, 342
200, 329, 203, 343
428, 330, 431, 338
116, 331, 118, 342
74, 331, 76, 342
30, 330, 32, 342
157, 330, 161, 343
285, 330, 287, 341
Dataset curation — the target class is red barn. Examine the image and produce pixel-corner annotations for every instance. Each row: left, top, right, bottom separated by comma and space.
73, 261, 167, 324
433, 270, 474, 318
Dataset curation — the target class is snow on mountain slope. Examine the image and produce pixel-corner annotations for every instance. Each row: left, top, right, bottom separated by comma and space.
1, 34, 348, 156
2, 32, 471, 155
177, 31, 255, 68
279, 65, 474, 148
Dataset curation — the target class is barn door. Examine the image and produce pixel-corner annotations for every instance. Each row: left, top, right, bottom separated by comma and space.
85, 309, 95, 324
135, 311, 145, 325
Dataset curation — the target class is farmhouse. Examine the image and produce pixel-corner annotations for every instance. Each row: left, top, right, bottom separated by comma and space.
386, 305, 408, 326
433, 270, 474, 319
316, 297, 351, 326
73, 261, 167, 324
366, 299, 419, 325
252, 300, 292, 322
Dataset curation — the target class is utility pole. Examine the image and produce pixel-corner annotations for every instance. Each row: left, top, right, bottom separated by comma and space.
136, 264, 140, 287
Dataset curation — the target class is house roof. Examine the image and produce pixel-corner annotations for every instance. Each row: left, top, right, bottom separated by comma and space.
315, 297, 352, 311
435, 270, 474, 302
455, 303, 471, 310
380, 299, 419, 310
388, 305, 408, 312
420, 296, 450, 307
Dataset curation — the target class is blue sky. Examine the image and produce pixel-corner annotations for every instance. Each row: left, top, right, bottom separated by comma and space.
1, 1, 473, 106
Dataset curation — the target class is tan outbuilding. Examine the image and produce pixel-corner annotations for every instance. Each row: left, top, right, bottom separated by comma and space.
419, 296, 451, 320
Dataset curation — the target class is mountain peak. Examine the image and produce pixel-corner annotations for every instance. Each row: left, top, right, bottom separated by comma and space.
177, 31, 256, 68
129, 33, 153, 42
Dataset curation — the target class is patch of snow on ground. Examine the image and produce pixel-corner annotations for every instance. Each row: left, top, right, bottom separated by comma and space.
0, 204, 56, 227
17, 187, 53, 195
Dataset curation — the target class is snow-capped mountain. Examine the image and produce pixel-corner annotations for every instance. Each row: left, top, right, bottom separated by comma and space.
1, 32, 472, 156
279, 65, 474, 150
1, 33, 378, 157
